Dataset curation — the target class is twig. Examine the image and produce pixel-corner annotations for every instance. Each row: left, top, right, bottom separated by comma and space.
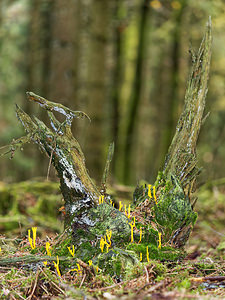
79, 273, 86, 288
41, 269, 66, 295
0, 255, 73, 266
190, 276, 225, 282
144, 265, 149, 283
88, 281, 125, 292
46, 148, 54, 181
27, 269, 39, 300
145, 280, 167, 294
12, 290, 26, 300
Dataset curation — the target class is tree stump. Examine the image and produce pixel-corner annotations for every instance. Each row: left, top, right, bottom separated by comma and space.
1, 19, 212, 275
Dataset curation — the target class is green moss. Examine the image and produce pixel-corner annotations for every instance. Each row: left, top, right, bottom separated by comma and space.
152, 175, 197, 243
178, 279, 191, 290
89, 203, 131, 244
126, 242, 183, 261
94, 248, 139, 278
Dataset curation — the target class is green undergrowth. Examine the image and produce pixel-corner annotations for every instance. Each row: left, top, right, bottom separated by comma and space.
0, 180, 225, 298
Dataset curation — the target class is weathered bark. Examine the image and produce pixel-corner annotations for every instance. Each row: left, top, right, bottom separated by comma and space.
2, 20, 211, 269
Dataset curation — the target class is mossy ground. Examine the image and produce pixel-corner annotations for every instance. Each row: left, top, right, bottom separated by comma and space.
0, 180, 225, 299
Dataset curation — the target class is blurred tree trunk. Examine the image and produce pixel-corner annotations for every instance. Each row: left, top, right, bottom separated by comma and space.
84, 0, 110, 183
147, 1, 187, 182
25, 0, 84, 179
110, 0, 124, 177
123, 0, 150, 184
24, 0, 44, 179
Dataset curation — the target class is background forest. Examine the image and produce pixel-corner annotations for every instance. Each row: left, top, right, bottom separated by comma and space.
0, 0, 225, 187
1, 2, 225, 299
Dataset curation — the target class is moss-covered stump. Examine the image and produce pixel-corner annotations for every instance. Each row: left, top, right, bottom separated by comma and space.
1, 19, 212, 273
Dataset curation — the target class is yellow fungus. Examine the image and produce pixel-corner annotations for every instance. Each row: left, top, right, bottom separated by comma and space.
43, 261, 48, 266
68, 245, 75, 257
53, 256, 61, 277
32, 227, 37, 248
146, 246, 150, 263
148, 185, 152, 199
129, 217, 135, 243
100, 237, 105, 252
106, 230, 112, 247
71, 263, 82, 275
46, 242, 51, 256
28, 227, 37, 250
139, 227, 143, 243
96, 266, 99, 273
158, 232, 162, 249
119, 201, 123, 211
140, 252, 142, 262
88, 260, 92, 267
98, 195, 104, 204
153, 186, 157, 204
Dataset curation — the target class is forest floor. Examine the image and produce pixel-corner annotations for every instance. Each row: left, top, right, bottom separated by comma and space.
0, 180, 225, 299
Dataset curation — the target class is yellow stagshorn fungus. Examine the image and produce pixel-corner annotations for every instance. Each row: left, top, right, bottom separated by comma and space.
139, 227, 143, 243
46, 242, 51, 256
28, 227, 37, 250
158, 232, 162, 249
100, 230, 112, 253
98, 195, 104, 205
53, 256, 61, 277
68, 245, 75, 257
146, 246, 150, 262
88, 260, 93, 267
148, 184, 152, 198
129, 217, 135, 243
153, 186, 157, 204
71, 263, 82, 275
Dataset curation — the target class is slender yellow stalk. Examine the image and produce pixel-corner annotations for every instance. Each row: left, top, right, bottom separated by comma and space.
153, 186, 157, 204
146, 246, 150, 263
139, 227, 142, 243
140, 252, 142, 262
148, 184, 152, 198
32, 227, 37, 248
119, 201, 123, 211
158, 232, 162, 249
46, 242, 51, 256
100, 237, 105, 252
